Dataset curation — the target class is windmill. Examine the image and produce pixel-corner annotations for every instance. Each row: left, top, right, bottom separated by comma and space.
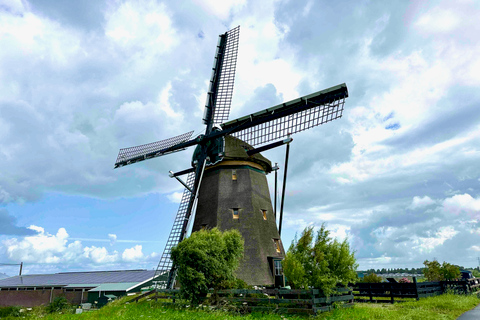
114, 26, 348, 289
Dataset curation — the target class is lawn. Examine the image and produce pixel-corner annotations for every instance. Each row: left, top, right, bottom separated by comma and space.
2, 293, 479, 319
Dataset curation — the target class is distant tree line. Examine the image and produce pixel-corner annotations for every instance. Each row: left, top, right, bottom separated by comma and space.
362, 264, 479, 275
362, 267, 425, 275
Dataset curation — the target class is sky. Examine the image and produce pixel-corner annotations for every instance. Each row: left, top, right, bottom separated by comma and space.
1, 0, 480, 277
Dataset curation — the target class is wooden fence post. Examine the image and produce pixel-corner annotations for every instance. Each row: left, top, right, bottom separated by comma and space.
413, 277, 419, 301
311, 289, 316, 315
389, 283, 394, 304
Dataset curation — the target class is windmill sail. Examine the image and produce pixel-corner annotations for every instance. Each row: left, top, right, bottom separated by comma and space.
153, 172, 196, 289
203, 26, 240, 128
220, 83, 348, 147
114, 131, 194, 168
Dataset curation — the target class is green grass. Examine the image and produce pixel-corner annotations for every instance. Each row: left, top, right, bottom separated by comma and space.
319, 293, 480, 319
4, 293, 479, 319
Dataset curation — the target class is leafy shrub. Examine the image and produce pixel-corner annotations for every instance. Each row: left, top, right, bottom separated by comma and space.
282, 224, 358, 295
0, 306, 21, 317
423, 260, 460, 281
171, 228, 244, 304
46, 296, 69, 313
362, 273, 383, 283
399, 277, 411, 283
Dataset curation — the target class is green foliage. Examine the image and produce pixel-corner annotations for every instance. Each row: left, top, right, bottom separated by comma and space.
0, 305, 21, 317
423, 260, 460, 281
171, 228, 244, 303
442, 262, 461, 280
364, 267, 425, 274
362, 273, 383, 283
423, 260, 442, 281
46, 296, 70, 313
283, 224, 358, 295
24, 292, 480, 320
472, 269, 480, 278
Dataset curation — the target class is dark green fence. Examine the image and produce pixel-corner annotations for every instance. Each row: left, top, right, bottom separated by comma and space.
152, 287, 353, 315
352, 278, 480, 303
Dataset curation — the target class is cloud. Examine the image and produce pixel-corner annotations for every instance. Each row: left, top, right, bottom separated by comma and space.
3, 226, 69, 263
0, 209, 38, 235
192, 0, 245, 20
443, 194, 480, 218
0, 1, 196, 204
409, 196, 436, 209
108, 234, 117, 246
83, 246, 119, 264
1, 226, 152, 265
1, 0, 480, 273
167, 192, 183, 203
122, 245, 144, 262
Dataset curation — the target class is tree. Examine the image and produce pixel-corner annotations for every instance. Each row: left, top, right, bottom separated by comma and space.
171, 228, 244, 303
423, 260, 460, 281
282, 225, 358, 295
442, 262, 461, 280
362, 273, 383, 283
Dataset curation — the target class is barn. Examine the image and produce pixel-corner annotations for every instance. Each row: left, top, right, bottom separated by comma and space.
0, 269, 156, 307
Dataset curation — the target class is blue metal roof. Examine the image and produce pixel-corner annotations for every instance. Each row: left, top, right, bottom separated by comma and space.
0, 269, 155, 288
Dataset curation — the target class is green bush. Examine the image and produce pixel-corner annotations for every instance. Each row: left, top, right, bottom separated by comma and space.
0, 306, 21, 317
171, 228, 244, 304
423, 260, 460, 281
472, 269, 480, 278
362, 273, 383, 283
282, 224, 358, 295
46, 296, 70, 313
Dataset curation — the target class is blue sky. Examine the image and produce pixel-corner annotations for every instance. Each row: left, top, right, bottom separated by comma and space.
1, 0, 480, 277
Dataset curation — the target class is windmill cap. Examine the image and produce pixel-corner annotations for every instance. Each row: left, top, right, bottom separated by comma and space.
221, 135, 272, 173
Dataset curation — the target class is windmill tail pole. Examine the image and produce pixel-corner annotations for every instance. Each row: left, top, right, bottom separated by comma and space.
279, 138, 291, 237
274, 162, 278, 220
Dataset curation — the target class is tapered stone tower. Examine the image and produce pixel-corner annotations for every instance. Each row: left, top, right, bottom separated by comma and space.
192, 135, 285, 286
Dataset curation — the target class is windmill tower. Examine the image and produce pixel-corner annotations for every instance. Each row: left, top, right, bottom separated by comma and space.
114, 26, 348, 288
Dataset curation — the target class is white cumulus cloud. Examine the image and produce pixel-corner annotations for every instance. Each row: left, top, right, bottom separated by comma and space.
122, 245, 144, 262
409, 196, 436, 209
1, 226, 151, 266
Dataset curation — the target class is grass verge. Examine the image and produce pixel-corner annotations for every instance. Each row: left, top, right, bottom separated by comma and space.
319, 293, 480, 319
2, 293, 478, 319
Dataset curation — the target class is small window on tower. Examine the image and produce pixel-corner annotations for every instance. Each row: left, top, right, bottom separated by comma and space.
232, 169, 237, 181
261, 209, 267, 220
232, 208, 239, 219
273, 239, 281, 253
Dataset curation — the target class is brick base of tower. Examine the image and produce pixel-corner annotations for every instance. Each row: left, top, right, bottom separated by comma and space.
191, 161, 285, 286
